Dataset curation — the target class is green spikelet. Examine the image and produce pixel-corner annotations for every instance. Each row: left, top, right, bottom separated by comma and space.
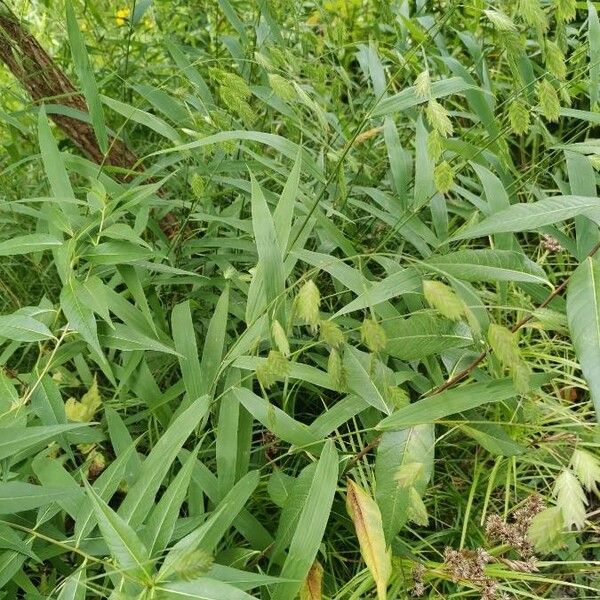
484, 8, 517, 32
361, 317, 387, 353
487, 324, 530, 393
537, 79, 561, 122
423, 280, 464, 321
545, 40, 567, 80
173, 549, 214, 581
555, 0, 577, 22
295, 280, 321, 332
210, 68, 255, 124
386, 385, 409, 409
518, 0, 548, 32
319, 319, 345, 348
426, 99, 453, 137
414, 69, 431, 99
327, 348, 347, 390
256, 350, 290, 389
433, 161, 454, 194
508, 99, 531, 135
268, 73, 297, 101
190, 173, 205, 199
272, 319, 290, 357
427, 129, 443, 162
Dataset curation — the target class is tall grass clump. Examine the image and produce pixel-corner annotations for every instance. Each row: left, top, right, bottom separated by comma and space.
0, 0, 599, 598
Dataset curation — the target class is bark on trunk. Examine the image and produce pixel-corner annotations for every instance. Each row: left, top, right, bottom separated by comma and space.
0, 1, 137, 169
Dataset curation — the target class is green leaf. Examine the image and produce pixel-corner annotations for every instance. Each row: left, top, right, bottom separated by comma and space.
118, 397, 209, 528
37, 107, 75, 203
156, 578, 257, 600
377, 374, 551, 430
65, 0, 108, 153
375, 425, 434, 543
84, 482, 151, 581
73, 440, 138, 545
344, 347, 391, 414
0, 424, 87, 461
272, 440, 338, 600
567, 256, 600, 421
384, 313, 472, 361
372, 77, 474, 117
233, 387, 320, 448
159, 471, 260, 579
250, 173, 286, 320
144, 447, 198, 556
0, 234, 62, 257
56, 568, 86, 600
60, 279, 103, 357
424, 250, 549, 284
451, 196, 600, 240
334, 268, 421, 316
0, 482, 78, 514
0, 314, 54, 342
172, 301, 203, 404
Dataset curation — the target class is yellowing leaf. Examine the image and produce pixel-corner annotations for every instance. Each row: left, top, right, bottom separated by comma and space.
300, 561, 323, 600
346, 479, 391, 600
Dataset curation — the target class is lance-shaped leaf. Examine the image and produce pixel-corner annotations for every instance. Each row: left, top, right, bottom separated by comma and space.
567, 256, 600, 421
346, 480, 391, 600
84, 482, 151, 581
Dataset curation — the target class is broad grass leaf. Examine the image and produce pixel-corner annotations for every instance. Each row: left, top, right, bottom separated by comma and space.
233, 387, 320, 448
567, 256, 600, 421
274, 148, 302, 251
84, 482, 151, 581
272, 440, 338, 600
451, 196, 600, 240
172, 301, 203, 403
384, 313, 472, 361
65, 0, 108, 153
118, 397, 210, 528
60, 280, 103, 357
144, 447, 198, 556
74, 440, 138, 545
372, 77, 474, 117
375, 425, 434, 543
156, 578, 258, 599
0, 314, 54, 342
100, 323, 178, 355
101, 95, 182, 143
250, 173, 286, 321
199, 284, 229, 397
344, 347, 391, 414
0, 482, 77, 514
424, 249, 549, 284
37, 107, 75, 203
0, 234, 62, 256
460, 423, 525, 456
56, 568, 86, 600
159, 471, 259, 579
0, 424, 87, 461
377, 374, 551, 430
346, 479, 391, 600
333, 268, 421, 316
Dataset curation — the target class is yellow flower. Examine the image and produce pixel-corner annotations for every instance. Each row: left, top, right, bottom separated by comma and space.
115, 8, 130, 26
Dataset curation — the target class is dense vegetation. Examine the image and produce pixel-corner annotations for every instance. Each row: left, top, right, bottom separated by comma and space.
1, 1, 600, 598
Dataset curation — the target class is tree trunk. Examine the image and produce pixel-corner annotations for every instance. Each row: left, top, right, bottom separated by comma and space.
0, 1, 138, 169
